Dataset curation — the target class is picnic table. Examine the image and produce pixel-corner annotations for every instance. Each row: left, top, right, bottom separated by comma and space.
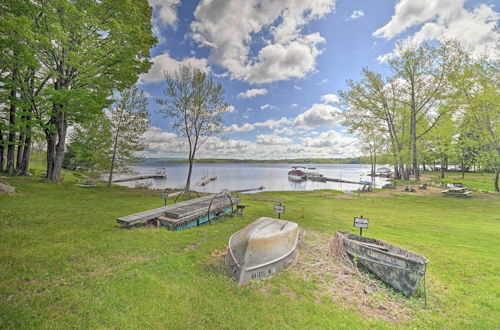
442, 186, 472, 198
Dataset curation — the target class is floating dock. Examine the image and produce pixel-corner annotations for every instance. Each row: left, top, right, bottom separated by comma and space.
117, 193, 239, 230
197, 175, 217, 186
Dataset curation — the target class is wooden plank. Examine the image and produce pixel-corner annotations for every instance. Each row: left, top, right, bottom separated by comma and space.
116, 194, 216, 226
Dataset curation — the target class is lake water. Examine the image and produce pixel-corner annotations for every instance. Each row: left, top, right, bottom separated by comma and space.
114, 162, 389, 193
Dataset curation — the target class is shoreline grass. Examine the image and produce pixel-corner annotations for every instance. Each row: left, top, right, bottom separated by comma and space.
1, 176, 499, 328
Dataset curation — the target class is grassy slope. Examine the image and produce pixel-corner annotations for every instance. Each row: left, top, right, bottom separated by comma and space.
0, 177, 499, 329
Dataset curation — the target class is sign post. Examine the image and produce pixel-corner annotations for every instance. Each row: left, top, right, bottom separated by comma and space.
274, 203, 285, 219
161, 190, 169, 206
353, 216, 369, 236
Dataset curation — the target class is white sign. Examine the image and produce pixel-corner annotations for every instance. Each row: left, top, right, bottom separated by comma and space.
161, 193, 170, 198
274, 205, 285, 214
354, 217, 369, 229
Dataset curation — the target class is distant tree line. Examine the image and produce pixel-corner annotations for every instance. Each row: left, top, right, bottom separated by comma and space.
338, 40, 500, 191
0, 0, 156, 181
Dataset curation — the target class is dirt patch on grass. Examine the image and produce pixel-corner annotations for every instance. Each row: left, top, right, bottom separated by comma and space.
360, 185, 500, 200
331, 194, 359, 200
293, 231, 420, 324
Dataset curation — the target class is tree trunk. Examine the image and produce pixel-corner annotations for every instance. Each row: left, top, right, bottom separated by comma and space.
107, 133, 119, 187
494, 167, 499, 193
7, 87, 17, 175
461, 158, 465, 179
107, 149, 117, 187
185, 155, 194, 197
46, 130, 57, 180
46, 108, 68, 182
0, 127, 4, 172
52, 115, 67, 182
19, 133, 32, 176
440, 155, 445, 179
410, 83, 419, 182
16, 129, 25, 172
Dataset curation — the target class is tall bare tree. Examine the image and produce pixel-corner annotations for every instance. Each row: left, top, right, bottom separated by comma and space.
107, 87, 150, 186
157, 65, 230, 196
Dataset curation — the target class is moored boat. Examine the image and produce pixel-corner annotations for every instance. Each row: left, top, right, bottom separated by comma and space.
154, 167, 167, 179
226, 217, 300, 284
288, 169, 306, 182
335, 231, 428, 297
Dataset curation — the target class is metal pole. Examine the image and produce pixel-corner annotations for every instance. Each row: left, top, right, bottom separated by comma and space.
360, 227, 362, 236
424, 264, 427, 308
278, 203, 281, 219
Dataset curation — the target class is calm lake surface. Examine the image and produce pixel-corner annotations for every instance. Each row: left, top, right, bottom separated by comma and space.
114, 162, 389, 193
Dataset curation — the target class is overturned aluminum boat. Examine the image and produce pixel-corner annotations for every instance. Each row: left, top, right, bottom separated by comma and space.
226, 217, 300, 284
336, 231, 428, 297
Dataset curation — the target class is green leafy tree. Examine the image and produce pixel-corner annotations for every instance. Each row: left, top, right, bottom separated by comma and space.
70, 116, 112, 183
107, 87, 150, 186
1, 0, 156, 181
157, 65, 231, 196
451, 55, 500, 191
387, 40, 463, 181
338, 68, 410, 179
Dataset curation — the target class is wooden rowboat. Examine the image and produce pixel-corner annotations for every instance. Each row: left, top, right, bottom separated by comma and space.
226, 217, 300, 284
336, 231, 428, 297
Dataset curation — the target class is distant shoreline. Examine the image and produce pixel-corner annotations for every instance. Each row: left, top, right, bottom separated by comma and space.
141, 157, 371, 165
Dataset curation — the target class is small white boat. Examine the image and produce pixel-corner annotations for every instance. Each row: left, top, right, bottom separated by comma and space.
154, 168, 167, 179
226, 217, 300, 284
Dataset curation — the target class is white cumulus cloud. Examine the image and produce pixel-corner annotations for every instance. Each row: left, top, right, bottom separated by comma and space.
237, 88, 268, 98
256, 134, 293, 145
374, 0, 499, 58
139, 53, 209, 84
348, 10, 365, 21
149, 0, 180, 27
191, 0, 335, 83
321, 93, 340, 104
293, 103, 340, 128
144, 127, 359, 159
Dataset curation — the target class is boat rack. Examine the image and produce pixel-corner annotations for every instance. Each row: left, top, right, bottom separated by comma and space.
116, 190, 239, 231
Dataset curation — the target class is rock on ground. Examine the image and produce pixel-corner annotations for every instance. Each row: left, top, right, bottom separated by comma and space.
0, 181, 15, 193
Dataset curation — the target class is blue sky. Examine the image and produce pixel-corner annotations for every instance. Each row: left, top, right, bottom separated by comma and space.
140, 0, 499, 159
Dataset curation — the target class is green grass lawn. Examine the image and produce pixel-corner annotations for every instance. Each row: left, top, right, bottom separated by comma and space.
1, 176, 499, 329
423, 171, 499, 192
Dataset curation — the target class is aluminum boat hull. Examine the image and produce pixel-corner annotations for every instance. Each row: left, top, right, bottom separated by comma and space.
226, 217, 300, 284
336, 231, 428, 297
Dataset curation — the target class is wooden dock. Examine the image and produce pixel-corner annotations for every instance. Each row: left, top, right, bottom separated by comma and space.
116, 193, 239, 229
113, 174, 167, 183
324, 177, 371, 185
196, 175, 217, 186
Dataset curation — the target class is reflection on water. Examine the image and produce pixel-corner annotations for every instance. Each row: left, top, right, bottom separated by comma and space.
114, 162, 389, 193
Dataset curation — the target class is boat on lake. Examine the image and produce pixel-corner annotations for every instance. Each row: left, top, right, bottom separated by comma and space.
288, 169, 306, 182
226, 217, 300, 284
153, 168, 168, 179
304, 167, 326, 181
335, 231, 428, 297
288, 166, 307, 181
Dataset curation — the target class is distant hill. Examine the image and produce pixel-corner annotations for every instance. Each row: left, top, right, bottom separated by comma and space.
140, 157, 372, 164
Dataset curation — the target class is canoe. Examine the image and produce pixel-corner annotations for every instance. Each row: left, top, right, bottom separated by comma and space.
336, 231, 428, 297
226, 217, 300, 284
